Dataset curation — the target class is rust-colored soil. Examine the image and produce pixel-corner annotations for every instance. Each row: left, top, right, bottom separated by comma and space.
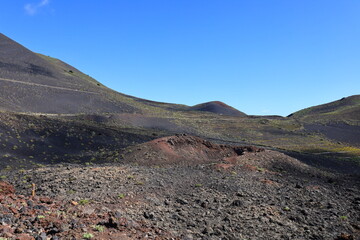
124, 134, 264, 166
0, 181, 15, 195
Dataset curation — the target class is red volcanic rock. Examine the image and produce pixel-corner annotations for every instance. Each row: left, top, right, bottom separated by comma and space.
124, 134, 264, 166
39, 197, 53, 204
0, 225, 14, 235
15, 233, 35, 240
335, 234, 355, 240
0, 181, 15, 195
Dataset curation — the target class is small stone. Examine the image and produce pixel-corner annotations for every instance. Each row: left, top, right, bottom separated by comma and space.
326, 202, 335, 209
335, 233, 355, 240
127, 220, 141, 230
176, 198, 188, 205
300, 209, 308, 216
182, 234, 194, 240
19, 206, 27, 213
186, 220, 196, 227
236, 192, 246, 197
34, 205, 48, 211
15, 227, 25, 233
113, 210, 122, 219
82, 207, 95, 215
36, 232, 47, 240
200, 201, 208, 208
9, 207, 18, 214
231, 200, 243, 207
327, 178, 335, 184
27, 200, 34, 208
202, 227, 213, 235
143, 212, 155, 219
60, 223, 70, 232
39, 197, 53, 204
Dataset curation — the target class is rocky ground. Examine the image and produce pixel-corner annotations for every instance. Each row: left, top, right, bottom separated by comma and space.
1, 135, 360, 240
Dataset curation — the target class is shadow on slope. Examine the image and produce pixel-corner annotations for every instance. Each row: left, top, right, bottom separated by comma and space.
304, 123, 360, 147
0, 112, 160, 169
283, 151, 360, 175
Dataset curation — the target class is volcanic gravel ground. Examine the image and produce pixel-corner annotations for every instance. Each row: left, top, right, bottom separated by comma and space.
304, 123, 360, 147
2, 150, 360, 240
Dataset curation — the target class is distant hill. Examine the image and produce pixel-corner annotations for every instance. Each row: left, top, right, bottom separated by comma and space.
289, 95, 360, 123
190, 101, 246, 117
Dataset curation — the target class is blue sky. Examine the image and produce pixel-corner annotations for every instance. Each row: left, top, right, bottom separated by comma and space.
1, 0, 359, 116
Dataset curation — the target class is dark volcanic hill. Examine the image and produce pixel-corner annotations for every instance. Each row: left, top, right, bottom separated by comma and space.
0, 33, 139, 114
0, 33, 193, 114
190, 101, 246, 117
1, 33, 246, 117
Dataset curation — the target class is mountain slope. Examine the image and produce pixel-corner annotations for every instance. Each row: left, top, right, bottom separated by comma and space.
289, 95, 360, 123
289, 95, 360, 147
0, 33, 184, 114
1, 33, 247, 118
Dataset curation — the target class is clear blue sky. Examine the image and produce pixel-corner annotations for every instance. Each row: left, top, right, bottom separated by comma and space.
1, 0, 359, 116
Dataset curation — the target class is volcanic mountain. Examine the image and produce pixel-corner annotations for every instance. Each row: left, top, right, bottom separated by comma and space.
1, 33, 129, 113
0, 33, 246, 117
190, 101, 246, 117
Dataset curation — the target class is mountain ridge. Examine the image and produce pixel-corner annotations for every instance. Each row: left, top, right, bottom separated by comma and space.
289, 95, 360, 123
0, 33, 247, 117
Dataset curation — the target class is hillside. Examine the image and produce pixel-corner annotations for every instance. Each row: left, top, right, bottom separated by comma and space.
289, 95, 360, 147
0, 33, 192, 114
289, 95, 360, 123
1, 33, 248, 118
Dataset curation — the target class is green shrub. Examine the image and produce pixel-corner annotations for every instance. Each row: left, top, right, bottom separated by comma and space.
79, 199, 90, 205
83, 233, 94, 239
93, 225, 105, 232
